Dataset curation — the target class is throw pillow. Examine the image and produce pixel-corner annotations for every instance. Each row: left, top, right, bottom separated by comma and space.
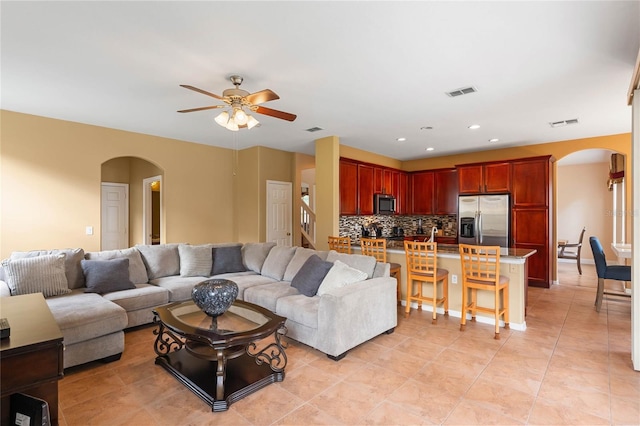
317, 260, 368, 296
242, 242, 276, 273
135, 244, 181, 279
260, 246, 297, 281
2, 254, 71, 297
290, 255, 333, 297
81, 258, 136, 294
85, 247, 149, 284
326, 251, 377, 279
178, 244, 213, 277
10, 248, 86, 289
211, 245, 246, 275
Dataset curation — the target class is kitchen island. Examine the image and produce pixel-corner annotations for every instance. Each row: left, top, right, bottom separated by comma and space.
354, 242, 536, 330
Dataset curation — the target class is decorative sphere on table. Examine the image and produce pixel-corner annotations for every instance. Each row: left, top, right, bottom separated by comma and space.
192, 279, 239, 317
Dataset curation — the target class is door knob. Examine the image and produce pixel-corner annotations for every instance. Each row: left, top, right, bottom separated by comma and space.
286, 232, 291, 236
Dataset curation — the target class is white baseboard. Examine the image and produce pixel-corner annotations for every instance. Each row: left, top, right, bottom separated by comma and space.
400, 301, 526, 331
557, 258, 595, 265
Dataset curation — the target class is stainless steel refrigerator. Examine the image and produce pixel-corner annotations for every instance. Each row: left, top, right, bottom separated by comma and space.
458, 194, 510, 247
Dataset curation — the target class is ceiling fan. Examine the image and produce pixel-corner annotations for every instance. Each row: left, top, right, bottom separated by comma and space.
178, 75, 297, 131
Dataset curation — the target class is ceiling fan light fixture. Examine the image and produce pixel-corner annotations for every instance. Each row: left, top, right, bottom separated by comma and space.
246, 115, 260, 129
225, 118, 239, 131
234, 108, 248, 125
214, 111, 230, 127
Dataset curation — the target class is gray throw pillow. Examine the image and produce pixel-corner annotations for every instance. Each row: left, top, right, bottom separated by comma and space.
81, 258, 135, 294
84, 247, 149, 284
212, 246, 246, 275
290, 255, 333, 297
283, 247, 319, 282
2, 254, 71, 297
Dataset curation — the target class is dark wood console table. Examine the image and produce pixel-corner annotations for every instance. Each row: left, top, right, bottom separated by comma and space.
1, 293, 64, 425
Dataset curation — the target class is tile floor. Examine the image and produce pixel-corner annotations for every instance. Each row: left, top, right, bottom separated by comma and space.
58, 262, 639, 425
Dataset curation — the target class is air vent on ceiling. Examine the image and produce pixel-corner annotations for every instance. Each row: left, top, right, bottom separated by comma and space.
305, 126, 324, 132
446, 86, 477, 97
549, 118, 579, 128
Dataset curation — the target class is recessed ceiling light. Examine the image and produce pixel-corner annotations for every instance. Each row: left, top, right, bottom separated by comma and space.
468, 124, 480, 130
489, 138, 499, 142
397, 137, 406, 142
425, 147, 435, 151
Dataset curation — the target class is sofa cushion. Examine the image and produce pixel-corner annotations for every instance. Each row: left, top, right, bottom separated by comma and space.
317, 260, 368, 296
212, 245, 246, 275
150, 276, 205, 302
102, 283, 169, 312
242, 242, 276, 273
283, 247, 321, 282
276, 294, 319, 329
85, 248, 149, 284
243, 281, 299, 312
45, 290, 128, 345
81, 258, 136, 294
135, 244, 181, 279
261, 246, 297, 281
10, 248, 86, 289
290, 255, 333, 297
178, 244, 213, 277
2, 254, 71, 297
326, 251, 377, 279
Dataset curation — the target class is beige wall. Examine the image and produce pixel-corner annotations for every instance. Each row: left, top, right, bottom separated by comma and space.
1, 110, 237, 258
557, 162, 613, 261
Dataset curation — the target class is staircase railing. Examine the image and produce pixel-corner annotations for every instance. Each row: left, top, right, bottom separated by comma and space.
300, 201, 316, 249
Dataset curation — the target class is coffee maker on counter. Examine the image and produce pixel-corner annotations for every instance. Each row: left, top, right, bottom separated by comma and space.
416, 218, 425, 234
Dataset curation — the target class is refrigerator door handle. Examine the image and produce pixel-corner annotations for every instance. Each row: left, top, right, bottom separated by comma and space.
474, 211, 480, 244
477, 211, 483, 244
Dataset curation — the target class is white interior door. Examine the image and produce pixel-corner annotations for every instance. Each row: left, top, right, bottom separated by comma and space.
266, 180, 292, 246
101, 183, 129, 250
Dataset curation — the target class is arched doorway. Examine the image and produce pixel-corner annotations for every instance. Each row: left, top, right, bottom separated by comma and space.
101, 157, 164, 249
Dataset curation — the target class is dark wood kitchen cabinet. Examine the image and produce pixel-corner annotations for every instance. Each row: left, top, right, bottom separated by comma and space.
410, 171, 434, 214
339, 160, 358, 215
511, 156, 553, 288
392, 171, 409, 215
357, 164, 375, 215
433, 168, 458, 215
458, 162, 511, 194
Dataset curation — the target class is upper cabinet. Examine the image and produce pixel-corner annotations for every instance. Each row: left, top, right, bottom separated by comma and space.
433, 168, 458, 215
339, 159, 408, 215
458, 162, 511, 194
410, 171, 434, 214
511, 158, 549, 207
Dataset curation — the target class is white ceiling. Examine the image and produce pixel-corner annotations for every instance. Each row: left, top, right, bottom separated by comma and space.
2, 1, 638, 161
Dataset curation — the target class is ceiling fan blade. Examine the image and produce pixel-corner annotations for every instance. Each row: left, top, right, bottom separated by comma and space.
254, 105, 297, 122
180, 84, 224, 100
245, 89, 279, 105
177, 105, 225, 113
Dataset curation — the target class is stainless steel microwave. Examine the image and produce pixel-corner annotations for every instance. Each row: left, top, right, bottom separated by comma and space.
374, 193, 396, 215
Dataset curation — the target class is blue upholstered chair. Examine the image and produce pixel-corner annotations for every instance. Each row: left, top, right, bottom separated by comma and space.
589, 236, 631, 312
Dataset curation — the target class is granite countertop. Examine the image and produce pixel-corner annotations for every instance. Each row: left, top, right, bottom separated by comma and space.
384, 240, 537, 259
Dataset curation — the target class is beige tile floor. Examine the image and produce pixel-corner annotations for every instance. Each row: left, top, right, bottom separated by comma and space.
58, 262, 639, 425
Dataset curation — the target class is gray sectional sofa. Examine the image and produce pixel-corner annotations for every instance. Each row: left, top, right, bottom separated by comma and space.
0, 242, 397, 368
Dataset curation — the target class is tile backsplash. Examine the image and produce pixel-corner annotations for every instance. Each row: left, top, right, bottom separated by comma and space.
339, 215, 457, 243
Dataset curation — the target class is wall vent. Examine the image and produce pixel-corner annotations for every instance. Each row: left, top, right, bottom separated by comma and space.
305, 126, 324, 132
446, 86, 477, 97
549, 118, 579, 128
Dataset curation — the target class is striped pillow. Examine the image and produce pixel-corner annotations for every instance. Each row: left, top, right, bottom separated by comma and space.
178, 244, 213, 277
2, 254, 71, 297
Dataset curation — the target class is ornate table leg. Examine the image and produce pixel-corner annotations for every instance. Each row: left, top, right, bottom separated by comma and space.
246, 325, 288, 372
153, 315, 184, 356
215, 349, 226, 402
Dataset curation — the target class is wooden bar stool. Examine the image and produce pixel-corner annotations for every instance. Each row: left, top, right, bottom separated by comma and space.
328, 236, 352, 254
404, 241, 449, 324
459, 244, 510, 339
360, 237, 402, 305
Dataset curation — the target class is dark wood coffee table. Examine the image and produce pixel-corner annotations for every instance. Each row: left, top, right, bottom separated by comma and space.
152, 299, 287, 412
